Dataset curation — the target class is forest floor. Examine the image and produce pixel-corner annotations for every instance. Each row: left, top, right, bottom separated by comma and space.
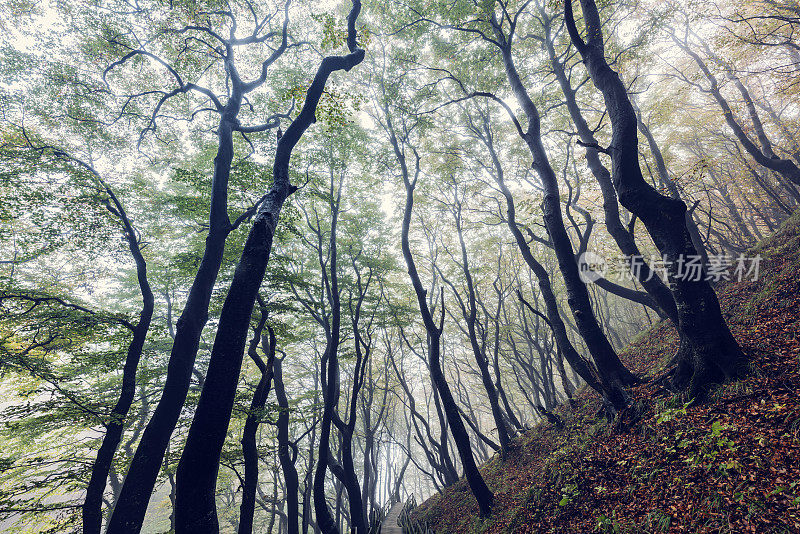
410, 211, 800, 533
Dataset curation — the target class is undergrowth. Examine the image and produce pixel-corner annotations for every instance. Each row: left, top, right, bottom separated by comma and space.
410, 211, 800, 533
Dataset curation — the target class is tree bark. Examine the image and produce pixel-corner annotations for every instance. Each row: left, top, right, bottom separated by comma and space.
383, 98, 493, 516
108, 80, 241, 534
274, 356, 300, 534
537, 6, 679, 325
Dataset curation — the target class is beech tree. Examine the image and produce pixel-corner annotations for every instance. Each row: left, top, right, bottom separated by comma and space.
565, 0, 746, 397
103, 1, 299, 529
173, 1, 365, 530
2, 0, 798, 531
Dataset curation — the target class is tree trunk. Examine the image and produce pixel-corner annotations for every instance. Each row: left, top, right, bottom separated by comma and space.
675, 33, 800, 185
491, 21, 637, 409
239, 320, 276, 534
173, 4, 364, 528
83, 185, 154, 534
471, 113, 607, 399
538, 6, 679, 325
566, 0, 746, 399
382, 97, 493, 516
274, 357, 300, 534
108, 98, 240, 534
397, 152, 494, 518
635, 104, 710, 265
443, 202, 512, 457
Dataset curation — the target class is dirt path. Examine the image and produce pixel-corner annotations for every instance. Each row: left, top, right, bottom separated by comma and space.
381, 502, 403, 534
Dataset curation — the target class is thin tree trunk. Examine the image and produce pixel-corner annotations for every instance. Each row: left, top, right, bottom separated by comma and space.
673, 32, 800, 185
490, 18, 637, 409
274, 357, 300, 534
83, 181, 154, 534
239, 318, 277, 534
470, 114, 604, 398
382, 97, 494, 516
441, 198, 511, 457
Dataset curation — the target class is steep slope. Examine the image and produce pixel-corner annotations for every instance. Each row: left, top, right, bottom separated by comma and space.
410, 211, 800, 533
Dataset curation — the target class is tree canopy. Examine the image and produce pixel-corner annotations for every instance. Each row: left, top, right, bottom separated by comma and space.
1, 0, 798, 532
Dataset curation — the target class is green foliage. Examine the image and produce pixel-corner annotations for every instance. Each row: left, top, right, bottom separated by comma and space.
558, 482, 580, 507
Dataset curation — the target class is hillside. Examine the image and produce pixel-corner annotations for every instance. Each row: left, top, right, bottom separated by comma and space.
409, 211, 800, 533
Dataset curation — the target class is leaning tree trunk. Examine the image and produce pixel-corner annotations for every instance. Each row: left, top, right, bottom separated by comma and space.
487, 15, 636, 410
173, 4, 365, 530
389, 347, 460, 488
634, 103, 709, 265
107, 90, 241, 534
485, 284, 526, 431
472, 113, 606, 399
274, 356, 300, 534
381, 90, 493, 514
674, 34, 800, 186
537, 7, 679, 325
395, 140, 494, 517
82, 181, 154, 534
450, 206, 512, 457
239, 319, 276, 534
566, 0, 745, 399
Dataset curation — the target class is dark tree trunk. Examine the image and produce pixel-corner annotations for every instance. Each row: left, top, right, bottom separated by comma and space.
537, 5, 679, 326
239, 319, 277, 534
174, 193, 283, 532
490, 18, 636, 410
108, 94, 241, 534
83, 183, 154, 534
566, 0, 746, 399
301, 381, 318, 534
274, 357, 300, 534
443, 199, 512, 457
314, 159, 345, 534
387, 115, 494, 516
312, 163, 346, 534
470, 114, 605, 398
431, 380, 460, 485
361, 424, 373, 522
331, 423, 367, 534
635, 105, 710, 265
485, 283, 526, 431
361, 358, 389, 520
388, 344, 459, 488
515, 291, 568, 404
331, 263, 374, 534
173, 4, 364, 530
